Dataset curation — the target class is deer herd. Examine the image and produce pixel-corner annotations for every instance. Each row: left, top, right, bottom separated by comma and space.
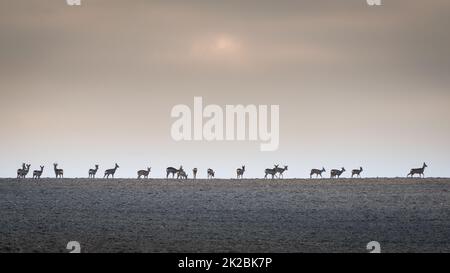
13, 162, 430, 180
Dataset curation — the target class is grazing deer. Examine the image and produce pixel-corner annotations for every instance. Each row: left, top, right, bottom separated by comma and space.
193, 168, 198, 179
167, 166, 182, 179
18, 164, 31, 179
330, 167, 345, 178
89, 165, 99, 178
408, 163, 428, 178
33, 166, 44, 179
275, 165, 288, 179
352, 167, 363, 178
207, 168, 215, 179
236, 165, 245, 179
54, 163, 64, 178
137, 167, 151, 179
310, 167, 326, 178
104, 163, 119, 179
178, 169, 188, 179
264, 165, 278, 179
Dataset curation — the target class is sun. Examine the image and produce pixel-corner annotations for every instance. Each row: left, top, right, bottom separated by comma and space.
213, 35, 240, 53
190, 34, 244, 63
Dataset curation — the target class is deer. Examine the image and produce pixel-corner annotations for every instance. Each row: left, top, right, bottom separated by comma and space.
275, 165, 288, 179
178, 169, 188, 180
33, 166, 44, 179
207, 168, 215, 179
407, 163, 428, 178
352, 167, 363, 178
193, 168, 198, 179
330, 167, 345, 178
167, 166, 182, 179
16, 163, 26, 178
17, 164, 31, 179
89, 165, 99, 178
264, 165, 278, 179
137, 167, 151, 179
54, 163, 64, 178
104, 163, 119, 179
236, 165, 245, 179
310, 167, 326, 179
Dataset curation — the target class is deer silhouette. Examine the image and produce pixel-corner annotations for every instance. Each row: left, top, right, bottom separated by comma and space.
17, 164, 31, 179
17, 163, 25, 179
89, 165, 99, 178
310, 167, 326, 178
178, 169, 188, 179
236, 165, 245, 179
104, 163, 119, 179
330, 167, 345, 178
53, 163, 63, 178
275, 165, 288, 179
167, 166, 182, 179
352, 167, 363, 178
33, 166, 44, 179
193, 168, 198, 179
207, 168, 215, 179
264, 165, 278, 179
408, 163, 428, 178
137, 167, 151, 179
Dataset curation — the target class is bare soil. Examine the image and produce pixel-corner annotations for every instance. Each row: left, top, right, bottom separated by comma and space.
0, 178, 449, 253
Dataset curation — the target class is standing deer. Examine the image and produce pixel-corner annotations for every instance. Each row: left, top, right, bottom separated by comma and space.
207, 168, 215, 179
310, 167, 326, 178
236, 165, 245, 179
137, 167, 151, 179
264, 165, 278, 179
17, 163, 26, 178
352, 167, 363, 178
167, 166, 182, 179
18, 164, 31, 179
33, 166, 44, 179
89, 165, 99, 178
54, 163, 64, 178
104, 163, 119, 179
407, 163, 428, 178
330, 167, 345, 178
193, 168, 198, 179
275, 165, 288, 179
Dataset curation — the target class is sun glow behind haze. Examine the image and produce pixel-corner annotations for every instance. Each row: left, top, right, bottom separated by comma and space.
190, 34, 244, 64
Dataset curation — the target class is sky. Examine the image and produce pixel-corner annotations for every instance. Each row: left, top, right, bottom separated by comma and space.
0, 0, 449, 178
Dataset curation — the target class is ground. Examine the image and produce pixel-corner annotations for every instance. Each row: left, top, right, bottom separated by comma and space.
0, 178, 449, 253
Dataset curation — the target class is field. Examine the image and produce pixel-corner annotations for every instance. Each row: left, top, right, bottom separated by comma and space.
0, 178, 449, 253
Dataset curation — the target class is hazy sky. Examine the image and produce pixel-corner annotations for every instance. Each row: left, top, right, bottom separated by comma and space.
1, 0, 449, 178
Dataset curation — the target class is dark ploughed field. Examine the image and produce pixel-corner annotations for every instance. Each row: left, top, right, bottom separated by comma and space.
0, 178, 449, 253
